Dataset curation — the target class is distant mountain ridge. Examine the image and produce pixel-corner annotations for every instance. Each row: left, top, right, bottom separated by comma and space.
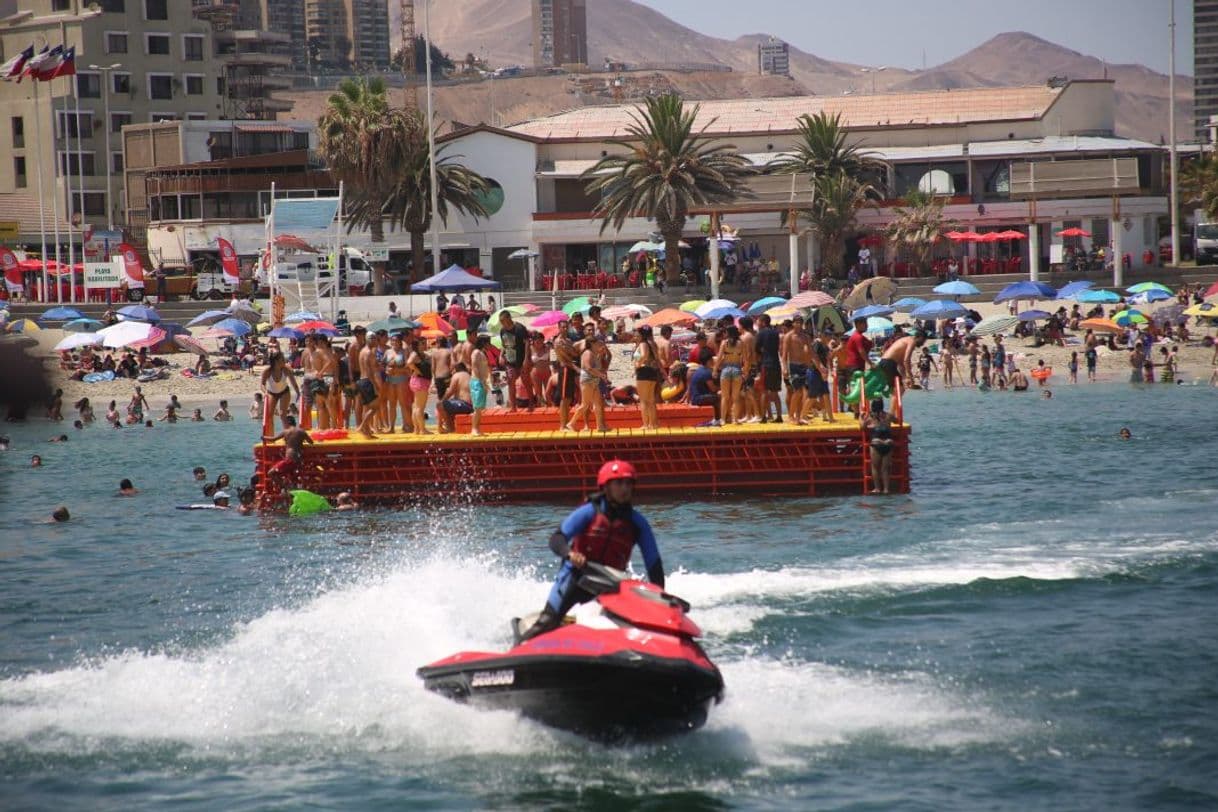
387, 4, 1190, 144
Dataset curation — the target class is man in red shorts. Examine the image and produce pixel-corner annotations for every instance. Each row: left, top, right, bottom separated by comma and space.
263, 414, 314, 490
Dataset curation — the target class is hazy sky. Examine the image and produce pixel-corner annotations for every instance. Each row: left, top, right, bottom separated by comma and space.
635, 0, 1195, 76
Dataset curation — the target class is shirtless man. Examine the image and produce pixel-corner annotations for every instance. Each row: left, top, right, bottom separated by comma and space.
312, 335, 341, 429
429, 337, 454, 406
878, 332, 927, 391
780, 317, 814, 425
263, 414, 315, 491
452, 329, 474, 373
655, 325, 675, 374
738, 316, 760, 422
299, 334, 318, 417
356, 331, 383, 438
553, 319, 580, 429
470, 335, 492, 436
438, 362, 473, 433
346, 326, 367, 428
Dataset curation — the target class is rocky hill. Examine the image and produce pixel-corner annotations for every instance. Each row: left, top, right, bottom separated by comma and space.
369, 3, 1191, 144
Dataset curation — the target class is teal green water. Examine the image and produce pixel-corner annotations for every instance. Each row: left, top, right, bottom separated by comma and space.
1, 383, 1217, 810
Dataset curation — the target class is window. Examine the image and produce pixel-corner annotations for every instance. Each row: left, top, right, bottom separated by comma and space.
14, 156, 26, 188
110, 112, 132, 133
52, 0, 70, 10
186, 113, 207, 121
100, 0, 125, 11
147, 73, 173, 100
185, 74, 203, 95
146, 34, 170, 56
105, 32, 127, 54
76, 193, 106, 217
11, 116, 23, 149
57, 111, 94, 139
144, 0, 168, 20
60, 152, 97, 177
149, 112, 178, 122
112, 72, 131, 94
112, 152, 124, 173
182, 35, 204, 62
77, 73, 101, 98
216, 76, 226, 95
180, 194, 200, 220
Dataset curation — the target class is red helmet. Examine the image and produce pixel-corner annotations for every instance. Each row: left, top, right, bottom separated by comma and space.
597, 459, 636, 487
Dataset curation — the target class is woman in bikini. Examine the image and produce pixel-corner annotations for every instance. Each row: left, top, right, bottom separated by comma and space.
528, 332, 552, 409
260, 352, 299, 433
633, 325, 663, 429
383, 333, 410, 432
405, 337, 433, 434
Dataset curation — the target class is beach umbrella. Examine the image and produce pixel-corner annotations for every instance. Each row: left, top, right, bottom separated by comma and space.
847, 316, 895, 338
99, 320, 158, 348
211, 317, 255, 336
765, 306, 804, 321
284, 310, 322, 324
1126, 282, 1172, 295
1183, 301, 1218, 318
746, 296, 788, 315
367, 316, 420, 333
811, 305, 848, 335
186, 310, 231, 327
117, 304, 161, 323
699, 306, 746, 321
1055, 280, 1094, 300
694, 298, 738, 319
601, 304, 653, 320
415, 312, 455, 335
1076, 289, 1121, 304
969, 315, 1020, 337
53, 332, 102, 351
1018, 309, 1052, 322
528, 310, 569, 327
267, 326, 305, 340
994, 280, 1057, 303
61, 317, 105, 333
223, 303, 263, 326
1078, 317, 1122, 334
788, 290, 835, 308
200, 326, 238, 339
559, 296, 590, 316
910, 300, 968, 320
628, 240, 661, 253
1057, 227, 1091, 238
1112, 309, 1148, 326
173, 334, 208, 356
5, 319, 40, 333
640, 308, 697, 328
1127, 289, 1173, 305
891, 296, 927, 313
843, 277, 898, 310
679, 299, 707, 313
39, 306, 84, 323
851, 304, 895, 319
932, 280, 980, 297
1204, 281, 1218, 300
126, 326, 169, 351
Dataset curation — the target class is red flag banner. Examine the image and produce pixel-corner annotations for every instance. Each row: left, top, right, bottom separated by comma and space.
217, 237, 241, 286
0, 246, 22, 291
117, 242, 144, 287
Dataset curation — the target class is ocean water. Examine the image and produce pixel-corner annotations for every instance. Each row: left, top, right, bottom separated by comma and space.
1, 383, 1216, 811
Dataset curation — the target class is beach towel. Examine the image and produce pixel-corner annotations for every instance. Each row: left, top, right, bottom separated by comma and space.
81, 371, 115, 383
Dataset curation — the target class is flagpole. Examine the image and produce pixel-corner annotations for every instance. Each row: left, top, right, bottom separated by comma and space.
31, 79, 49, 302
60, 73, 77, 304
73, 60, 86, 300
46, 74, 63, 304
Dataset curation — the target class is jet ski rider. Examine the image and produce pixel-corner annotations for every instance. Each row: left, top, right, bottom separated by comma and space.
519, 459, 665, 641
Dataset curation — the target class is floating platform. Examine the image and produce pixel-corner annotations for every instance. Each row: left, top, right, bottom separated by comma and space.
254, 406, 910, 507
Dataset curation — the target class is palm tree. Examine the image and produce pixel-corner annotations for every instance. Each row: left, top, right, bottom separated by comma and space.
769, 111, 881, 183
318, 76, 403, 294
885, 190, 956, 277
799, 171, 874, 278
375, 107, 493, 281
581, 93, 754, 282
1179, 152, 1218, 221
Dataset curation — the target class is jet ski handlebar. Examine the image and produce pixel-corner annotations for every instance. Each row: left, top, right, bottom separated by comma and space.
578, 562, 692, 613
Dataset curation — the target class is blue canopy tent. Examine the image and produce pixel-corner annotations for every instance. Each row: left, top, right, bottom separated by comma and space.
410, 264, 502, 293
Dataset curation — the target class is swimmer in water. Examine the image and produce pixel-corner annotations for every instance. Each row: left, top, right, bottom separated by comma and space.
335, 492, 357, 511
117, 478, 139, 496
1119, 427, 1132, 440
50, 506, 69, 522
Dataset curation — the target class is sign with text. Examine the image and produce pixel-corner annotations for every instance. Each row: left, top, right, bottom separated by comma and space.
83, 229, 123, 261
83, 259, 124, 289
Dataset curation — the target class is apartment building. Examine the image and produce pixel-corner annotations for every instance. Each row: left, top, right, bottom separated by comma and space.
1196, 0, 1218, 140
531, 0, 586, 68
304, 0, 389, 72
0, 0, 222, 241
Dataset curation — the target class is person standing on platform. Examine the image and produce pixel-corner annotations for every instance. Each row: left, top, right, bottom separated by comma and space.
470, 335, 492, 436
755, 314, 782, 423
499, 312, 532, 411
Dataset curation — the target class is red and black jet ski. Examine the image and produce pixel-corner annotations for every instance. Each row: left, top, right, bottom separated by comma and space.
417, 564, 723, 740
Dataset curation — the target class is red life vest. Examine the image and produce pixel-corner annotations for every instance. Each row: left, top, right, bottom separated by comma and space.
570, 499, 637, 570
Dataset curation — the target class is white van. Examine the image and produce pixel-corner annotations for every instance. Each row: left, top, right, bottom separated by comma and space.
269, 247, 372, 294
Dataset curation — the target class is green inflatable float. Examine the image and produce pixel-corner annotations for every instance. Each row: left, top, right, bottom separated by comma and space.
841, 368, 892, 405
289, 489, 331, 516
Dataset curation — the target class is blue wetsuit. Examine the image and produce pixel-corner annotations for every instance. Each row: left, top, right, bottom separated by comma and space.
544, 497, 663, 614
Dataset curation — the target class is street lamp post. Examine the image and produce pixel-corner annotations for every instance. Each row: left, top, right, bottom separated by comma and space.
89, 63, 121, 233
860, 66, 887, 94
1168, 0, 1180, 269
